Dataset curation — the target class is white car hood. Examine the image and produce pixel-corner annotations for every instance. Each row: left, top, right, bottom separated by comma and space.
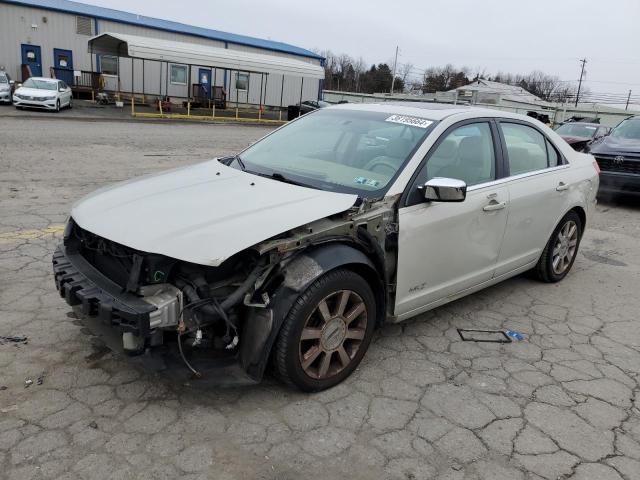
16, 87, 55, 96
71, 161, 357, 266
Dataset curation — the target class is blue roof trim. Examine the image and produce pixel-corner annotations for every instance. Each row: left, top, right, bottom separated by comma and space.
2, 0, 324, 60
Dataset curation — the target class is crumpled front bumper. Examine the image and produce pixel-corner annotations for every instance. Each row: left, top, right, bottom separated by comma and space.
52, 244, 258, 386
53, 244, 156, 343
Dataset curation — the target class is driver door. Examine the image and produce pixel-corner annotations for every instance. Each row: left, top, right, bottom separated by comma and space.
395, 120, 509, 318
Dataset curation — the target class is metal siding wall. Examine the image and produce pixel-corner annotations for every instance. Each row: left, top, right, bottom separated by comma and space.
0, 3, 95, 80
97, 20, 226, 48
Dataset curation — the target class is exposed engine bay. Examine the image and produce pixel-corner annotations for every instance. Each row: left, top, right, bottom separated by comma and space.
56, 194, 398, 383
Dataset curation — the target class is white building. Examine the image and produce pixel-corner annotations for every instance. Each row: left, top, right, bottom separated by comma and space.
0, 0, 325, 107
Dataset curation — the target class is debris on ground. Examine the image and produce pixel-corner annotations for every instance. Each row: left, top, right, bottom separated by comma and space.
505, 330, 525, 341
0, 335, 28, 345
457, 329, 511, 343
24, 379, 33, 388
37, 372, 46, 385
0, 386, 7, 391
0, 404, 18, 413
88, 421, 98, 429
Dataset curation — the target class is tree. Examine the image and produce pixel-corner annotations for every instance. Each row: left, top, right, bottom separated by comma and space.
421, 64, 470, 93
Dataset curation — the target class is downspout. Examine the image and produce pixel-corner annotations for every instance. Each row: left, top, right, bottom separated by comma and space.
318, 58, 325, 101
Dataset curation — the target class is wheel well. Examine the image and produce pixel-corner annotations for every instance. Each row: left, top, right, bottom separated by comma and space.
341, 262, 387, 328
569, 206, 586, 236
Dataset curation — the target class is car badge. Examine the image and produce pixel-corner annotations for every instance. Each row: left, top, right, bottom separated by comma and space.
614, 155, 625, 164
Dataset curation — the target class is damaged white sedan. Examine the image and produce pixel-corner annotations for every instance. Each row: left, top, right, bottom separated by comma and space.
53, 103, 599, 391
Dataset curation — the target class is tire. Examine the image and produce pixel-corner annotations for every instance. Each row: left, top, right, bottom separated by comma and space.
55, 99, 60, 112
68, 97, 73, 109
274, 268, 376, 392
15, 106, 22, 110
534, 211, 582, 283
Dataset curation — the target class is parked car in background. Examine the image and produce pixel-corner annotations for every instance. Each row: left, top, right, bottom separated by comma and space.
53, 104, 598, 391
556, 122, 611, 152
13, 77, 72, 111
591, 116, 640, 195
0, 71, 15, 104
299, 99, 330, 115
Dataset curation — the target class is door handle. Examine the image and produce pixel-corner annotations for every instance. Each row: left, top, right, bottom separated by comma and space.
483, 201, 507, 212
556, 182, 569, 192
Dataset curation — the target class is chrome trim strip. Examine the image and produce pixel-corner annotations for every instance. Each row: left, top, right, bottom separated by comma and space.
467, 165, 571, 192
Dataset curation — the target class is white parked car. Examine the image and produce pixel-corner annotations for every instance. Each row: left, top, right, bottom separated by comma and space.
13, 77, 72, 111
53, 103, 599, 391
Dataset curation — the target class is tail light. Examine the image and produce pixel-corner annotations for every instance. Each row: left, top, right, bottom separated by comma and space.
593, 160, 600, 175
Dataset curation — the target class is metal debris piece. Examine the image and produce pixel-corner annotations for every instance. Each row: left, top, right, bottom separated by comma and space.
88, 421, 98, 429
0, 335, 28, 345
0, 386, 7, 391
24, 379, 33, 388
1, 404, 18, 413
457, 329, 512, 343
37, 372, 46, 385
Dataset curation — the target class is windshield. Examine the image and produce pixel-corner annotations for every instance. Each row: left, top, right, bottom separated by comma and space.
610, 118, 640, 140
556, 123, 598, 138
22, 78, 57, 90
239, 109, 434, 197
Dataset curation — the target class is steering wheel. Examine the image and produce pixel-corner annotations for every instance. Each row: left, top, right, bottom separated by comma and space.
363, 157, 398, 177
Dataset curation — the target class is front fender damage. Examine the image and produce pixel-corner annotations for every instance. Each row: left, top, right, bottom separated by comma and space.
56, 196, 399, 384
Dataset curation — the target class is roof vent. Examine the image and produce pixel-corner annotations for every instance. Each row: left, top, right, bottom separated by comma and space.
76, 16, 93, 36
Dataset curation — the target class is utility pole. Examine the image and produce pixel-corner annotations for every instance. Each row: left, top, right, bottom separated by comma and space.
626, 90, 632, 110
575, 58, 587, 107
390, 46, 399, 94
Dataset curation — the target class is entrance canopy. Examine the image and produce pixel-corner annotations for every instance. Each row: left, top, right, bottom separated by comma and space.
88, 32, 325, 79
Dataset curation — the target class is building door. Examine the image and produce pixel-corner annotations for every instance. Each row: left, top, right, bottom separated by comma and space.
21, 44, 42, 78
198, 68, 211, 99
53, 49, 74, 86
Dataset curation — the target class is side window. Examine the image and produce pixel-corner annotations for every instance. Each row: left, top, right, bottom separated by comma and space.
546, 140, 561, 167
423, 122, 496, 186
501, 123, 549, 175
406, 122, 496, 205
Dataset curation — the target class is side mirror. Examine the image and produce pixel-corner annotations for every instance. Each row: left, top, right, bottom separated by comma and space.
9, 80, 15, 85
421, 177, 467, 202
59, 88, 65, 92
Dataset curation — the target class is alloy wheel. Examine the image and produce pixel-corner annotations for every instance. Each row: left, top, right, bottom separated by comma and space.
298, 289, 368, 380
552, 220, 578, 275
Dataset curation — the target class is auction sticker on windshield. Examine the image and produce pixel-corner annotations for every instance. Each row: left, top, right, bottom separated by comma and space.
385, 114, 433, 129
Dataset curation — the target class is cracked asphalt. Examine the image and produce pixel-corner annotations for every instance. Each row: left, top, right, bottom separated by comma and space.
1, 114, 639, 480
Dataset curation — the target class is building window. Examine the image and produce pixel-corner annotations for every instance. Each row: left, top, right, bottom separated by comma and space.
170, 64, 187, 85
236, 72, 249, 91
76, 16, 93, 36
100, 55, 118, 76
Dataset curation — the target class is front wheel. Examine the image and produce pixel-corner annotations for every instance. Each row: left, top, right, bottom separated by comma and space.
274, 269, 376, 391
534, 211, 582, 283
68, 97, 73, 109
55, 99, 60, 112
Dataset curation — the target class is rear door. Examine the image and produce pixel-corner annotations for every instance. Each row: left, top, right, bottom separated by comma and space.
395, 120, 509, 317
53, 49, 74, 86
21, 44, 42, 77
494, 120, 571, 276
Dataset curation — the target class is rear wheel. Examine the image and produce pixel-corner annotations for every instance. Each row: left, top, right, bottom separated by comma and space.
274, 269, 376, 391
535, 211, 582, 283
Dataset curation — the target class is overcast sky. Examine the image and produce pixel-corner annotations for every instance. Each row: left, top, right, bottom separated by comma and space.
83, 0, 640, 103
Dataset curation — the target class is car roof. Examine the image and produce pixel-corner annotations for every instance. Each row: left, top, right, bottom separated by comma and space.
26, 77, 58, 82
560, 122, 603, 127
329, 101, 524, 122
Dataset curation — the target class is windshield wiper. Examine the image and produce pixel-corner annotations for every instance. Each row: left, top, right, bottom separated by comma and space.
232, 154, 246, 171
269, 172, 309, 187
